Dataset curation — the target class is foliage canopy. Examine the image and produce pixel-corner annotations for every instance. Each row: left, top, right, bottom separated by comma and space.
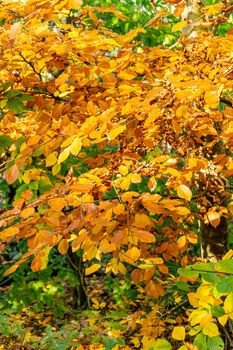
0, 0, 233, 348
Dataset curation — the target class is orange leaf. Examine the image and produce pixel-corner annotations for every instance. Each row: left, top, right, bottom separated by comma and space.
122, 247, 140, 263
58, 239, 69, 255
3, 263, 19, 276
5, 165, 19, 185
134, 230, 155, 243
48, 197, 67, 211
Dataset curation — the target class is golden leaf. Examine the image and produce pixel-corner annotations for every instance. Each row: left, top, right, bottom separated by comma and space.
20, 207, 35, 219
46, 152, 58, 167
85, 263, 101, 276
172, 326, 185, 341
202, 323, 219, 337
109, 125, 126, 140
122, 247, 140, 263
58, 147, 71, 164
172, 21, 186, 32
177, 185, 192, 201
70, 137, 82, 156
0, 226, 20, 239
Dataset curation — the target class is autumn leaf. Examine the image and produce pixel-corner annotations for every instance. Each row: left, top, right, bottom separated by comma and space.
20, 207, 35, 219
58, 239, 69, 255
0, 226, 20, 239
85, 263, 101, 276
122, 247, 140, 263
46, 152, 58, 167
70, 137, 82, 156
172, 326, 185, 340
58, 147, 71, 164
5, 164, 19, 184
108, 125, 126, 140
177, 185, 192, 201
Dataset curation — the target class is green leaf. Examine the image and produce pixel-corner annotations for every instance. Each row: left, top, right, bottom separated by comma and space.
175, 281, 189, 291
215, 259, 233, 274
207, 336, 224, 350
0, 136, 13, 153
103, 337, 125, 350
7, 99, 25, 113
190, 262, 214, 272
0, 18, 7, 26
177, 267, 199, 278
151, 339, 172, 350
193, 333, 207, 350
16, 136, 26, 151
216, 276, 233, 293
211, 305, 225, 318
202, 272, 219, 283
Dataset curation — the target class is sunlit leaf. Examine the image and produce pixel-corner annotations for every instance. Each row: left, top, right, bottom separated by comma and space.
172, 326, 185, 341
85, 263, 101, 276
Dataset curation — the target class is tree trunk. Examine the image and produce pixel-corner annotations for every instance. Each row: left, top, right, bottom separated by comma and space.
182, 0, 208, 37
182, 0, 229, 261
67, 247, 88, 308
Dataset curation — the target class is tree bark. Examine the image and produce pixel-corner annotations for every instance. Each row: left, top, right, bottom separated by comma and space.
182, 0, 229, 261
67, 247, 88, 308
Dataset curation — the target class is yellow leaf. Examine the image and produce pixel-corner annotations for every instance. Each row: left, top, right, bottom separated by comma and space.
145, 108, 161, 127
0, 226, 20, 239
118, 69, 137, 80
52, 163, 61, 175
20, 207, 35, 219
68, 0, 83, 8
218, 314, 228, 326
172, 21, 186, 32
202, 323, 219, 337
85, 263, 101, 275
129, 173, 142, 184
70, 137, 82, 156
58, 239, 69, 255
189, 310, 209, 326
177, 185, 192, 201
224, 293, 233, 317
99, 240, 116, 253
58, 147, 71, 164
109, 125, 126, 140
122, 247, 140, 263
172, 326, 185, 341
46, 152, 58, 167
86, 246, 98, 260
174, 206, 190, 216
204, 90, 220, 109
118, 165, 128, 175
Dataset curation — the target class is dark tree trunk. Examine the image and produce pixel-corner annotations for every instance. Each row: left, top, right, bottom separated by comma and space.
67, 247, 88, 308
